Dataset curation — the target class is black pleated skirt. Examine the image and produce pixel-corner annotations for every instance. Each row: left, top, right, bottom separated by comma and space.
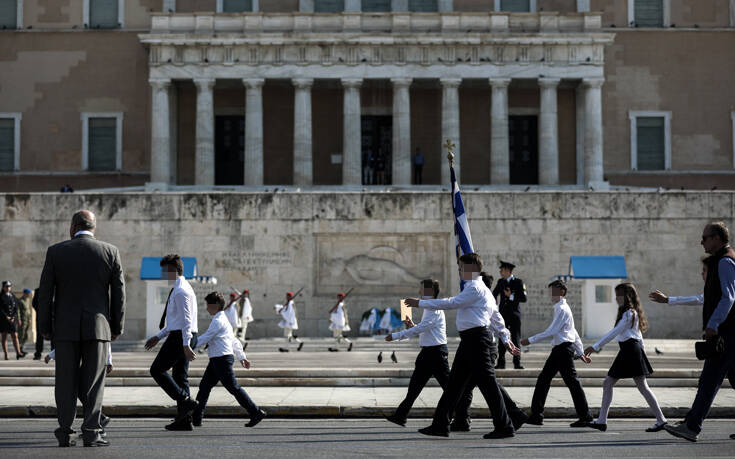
608, 338, 653, 379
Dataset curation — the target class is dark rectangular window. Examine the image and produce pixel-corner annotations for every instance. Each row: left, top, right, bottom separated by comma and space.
89, 0, 119, 28
0, 0, 17, 28
0, 118, 14, 171
634, 0, 663, 27
636, 116, 665, 170
315, 0, 345, 12
222, 0, 253, 12
88, 117, 117, 171
362, 0, 391, 12
408, 0, 438, 12
500, 0, 531, 12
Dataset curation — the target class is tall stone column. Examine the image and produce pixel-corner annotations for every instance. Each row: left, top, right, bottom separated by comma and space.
342, 78, 362, 186
391, 78, 412, 186
293, 78, 314, 186
538, 78, 560, 185
194, 78, 215, 186
490, 78, 511, 185
575, 85, 585, 185
243, 78, 265, 186
583, 78, 605, 187
440, 78, 461, 185
149, 78, 171, 185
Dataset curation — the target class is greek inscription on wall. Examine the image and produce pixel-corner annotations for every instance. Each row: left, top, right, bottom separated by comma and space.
216, 251, 293, 270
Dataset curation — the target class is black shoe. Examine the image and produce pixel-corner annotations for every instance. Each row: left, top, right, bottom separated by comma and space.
646, 421, 667, 432
512, 412, 529, 431
586, 421, 607, 432
513, 364, 524, 370
328, 347, 339, 352
192, 416, 202, 427
246, 409, 266, 427
418, 426, 449, 437
278, 347, 289, 352
483, 429, 515, 439
384, 414, 406, 427
729, 433, 735, 440
165, 419, 193, 431
377, 352, 383, 363
100, 414, 111, 428
54, 430, 76, 447
570, 418, 593, 428
176, 398, 198, 421
391, 351, 398, 363
347, 342, 353, 352
16, 352, 26, 360
33, 354, 41, 360
297, 342, 304, 351
525, 414, 543, 426
83, 438, 110, 447
450, 422, 471, 432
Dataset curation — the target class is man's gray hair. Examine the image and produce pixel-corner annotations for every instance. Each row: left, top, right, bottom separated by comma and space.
72, 210, 96, 231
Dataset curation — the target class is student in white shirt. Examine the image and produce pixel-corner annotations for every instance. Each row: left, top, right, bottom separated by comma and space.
191, 292, 265, 428
520, 280, 592, 427
584, 283, 667, 433
144, 254, 199, 431
328, 292, 352, 352
384, 279, 448, 426
275, 292, 303, 352
405, 253, 521, 440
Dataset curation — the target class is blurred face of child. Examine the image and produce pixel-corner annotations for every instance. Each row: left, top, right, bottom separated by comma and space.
459, 262, 479, 281
206, 302, 221, 316
550, 286, 564, 303
615, 289, 624, 307
420, 285, 434, 297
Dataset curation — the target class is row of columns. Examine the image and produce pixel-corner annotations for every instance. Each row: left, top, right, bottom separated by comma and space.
149, 76, 605, 188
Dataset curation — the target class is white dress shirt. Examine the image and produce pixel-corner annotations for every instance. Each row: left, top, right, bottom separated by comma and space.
241, 297, 254, 323
49, 342, 112, 366
224, 302, 240, 330
420, 278, 511, 342
527, 298, 584, 356
276, 300, 298, 329
392, 297, 447, 347
592, 309, 643, 352
156, 276, 198, 346
73, 230, 95, 237
194, 311, 246, 361
669, 294, 704, 305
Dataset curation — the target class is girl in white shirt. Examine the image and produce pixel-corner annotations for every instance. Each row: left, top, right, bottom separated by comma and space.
584, 283, 667, 432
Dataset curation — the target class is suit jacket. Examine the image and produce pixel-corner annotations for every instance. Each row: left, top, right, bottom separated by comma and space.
37, 234, 125, 341
492, 277, 527, 316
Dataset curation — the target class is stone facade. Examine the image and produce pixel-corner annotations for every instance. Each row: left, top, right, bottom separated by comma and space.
0, 191, 732, 341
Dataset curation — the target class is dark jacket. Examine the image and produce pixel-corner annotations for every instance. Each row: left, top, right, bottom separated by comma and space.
0, 292, 18, 320
703, 246, 735, 334
493, 277, 527, 316
38, 234, 126, 341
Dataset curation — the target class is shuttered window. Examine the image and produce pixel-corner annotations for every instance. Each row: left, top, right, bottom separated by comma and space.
362, 0, 391, 12
0, 0, 17, 28
0, 119, 14, 171
636, 116, 665, 170
222, 0, 252, 12
315, 0, 345, 12
500, 0, 531, 12
89, 0, 119, 28
634, 0, 663, 27
408, 0, 438, 12
88, 117, 117, 171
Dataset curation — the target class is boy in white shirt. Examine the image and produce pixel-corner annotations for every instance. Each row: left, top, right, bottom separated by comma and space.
520, 280, 592, 427
191, 292, 265, 428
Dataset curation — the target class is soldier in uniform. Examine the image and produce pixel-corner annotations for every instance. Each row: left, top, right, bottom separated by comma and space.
493, 261, 527, 369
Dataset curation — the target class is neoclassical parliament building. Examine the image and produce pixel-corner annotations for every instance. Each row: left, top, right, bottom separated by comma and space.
1, 0, 734, 192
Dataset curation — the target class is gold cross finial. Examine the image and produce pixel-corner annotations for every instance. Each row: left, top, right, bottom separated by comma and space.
444, 138, 455, 166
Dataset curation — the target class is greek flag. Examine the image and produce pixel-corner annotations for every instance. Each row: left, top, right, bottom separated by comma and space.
451, 164, 474, 289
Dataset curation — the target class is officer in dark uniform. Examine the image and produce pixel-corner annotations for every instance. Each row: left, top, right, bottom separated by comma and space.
493, 261, 527, 369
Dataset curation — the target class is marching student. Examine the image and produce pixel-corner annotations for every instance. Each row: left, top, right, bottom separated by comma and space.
405, 253, 521, 440
144, 254, 199, 431
239, 289, 254, 345
584, 283, 667, 433
191, 292, 266, 428
384, 279, 448, 426
328, 292, 353, 352
520, 280, 593, 427
275, 292, 303, 352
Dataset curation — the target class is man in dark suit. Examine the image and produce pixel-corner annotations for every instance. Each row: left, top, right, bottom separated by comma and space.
38, 210, 125, 447
493, 261, 527, 369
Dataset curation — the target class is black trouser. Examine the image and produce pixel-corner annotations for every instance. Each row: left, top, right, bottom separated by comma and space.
394, 344, 450, 421
431, 326, 512, 433
414, 165, 423, 184
150, 331, 198, 407
452, 338, 526, 426
531, 342, 591, 420
194, 355, 259, 419
498, 311, 521, 367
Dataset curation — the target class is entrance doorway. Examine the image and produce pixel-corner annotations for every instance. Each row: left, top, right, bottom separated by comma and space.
215, 115, 244, 185
361, 115, 392, 185
509, 115, 538, 185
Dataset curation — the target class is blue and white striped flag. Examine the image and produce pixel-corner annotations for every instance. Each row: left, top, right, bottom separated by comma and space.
450, 164, 474, 289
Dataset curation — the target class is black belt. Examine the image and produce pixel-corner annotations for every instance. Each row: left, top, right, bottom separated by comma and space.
459, 326, 489, 338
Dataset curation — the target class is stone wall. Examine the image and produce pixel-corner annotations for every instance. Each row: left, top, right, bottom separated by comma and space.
0, 191, 732, 341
